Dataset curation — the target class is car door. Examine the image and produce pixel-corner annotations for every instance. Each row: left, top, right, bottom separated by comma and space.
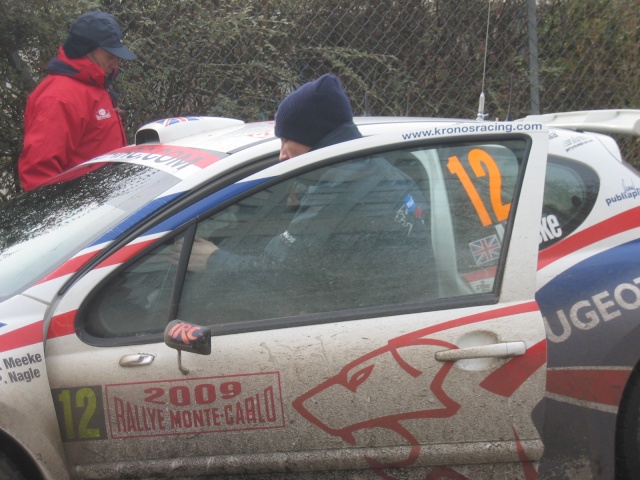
44, 123, 549, 479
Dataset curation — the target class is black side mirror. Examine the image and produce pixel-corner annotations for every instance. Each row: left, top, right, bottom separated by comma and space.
164, 320, 212, 355
164, 320, 212, 374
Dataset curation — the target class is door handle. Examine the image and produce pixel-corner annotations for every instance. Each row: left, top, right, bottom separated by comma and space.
119, 353, 155, 367
435, 341, 526, 362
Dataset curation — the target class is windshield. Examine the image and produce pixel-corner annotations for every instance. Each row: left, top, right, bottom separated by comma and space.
0, 163, 180, 301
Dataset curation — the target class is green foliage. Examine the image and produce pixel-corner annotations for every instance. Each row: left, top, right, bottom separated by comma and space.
536, 0, 640, 164
537, 0, 640, 113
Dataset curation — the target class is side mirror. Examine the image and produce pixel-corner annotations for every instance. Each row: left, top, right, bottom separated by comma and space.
164, 320, 212, 355
164, 320, 212, 375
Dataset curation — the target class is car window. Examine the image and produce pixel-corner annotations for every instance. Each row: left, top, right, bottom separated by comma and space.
0, 164, 179, 301
538, 155, 599, 249
81, 138, 528, 341
436, 143, 522, 294
82, 232, 188, 339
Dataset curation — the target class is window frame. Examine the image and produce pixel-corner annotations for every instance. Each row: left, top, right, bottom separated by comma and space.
76, 134, 533, 346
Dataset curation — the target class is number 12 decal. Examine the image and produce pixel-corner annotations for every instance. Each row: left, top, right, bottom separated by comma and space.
447, 149, 511, 227
52, 386, 107, 441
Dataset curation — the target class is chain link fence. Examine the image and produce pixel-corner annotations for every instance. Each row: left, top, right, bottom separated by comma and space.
1, 0, 638, 197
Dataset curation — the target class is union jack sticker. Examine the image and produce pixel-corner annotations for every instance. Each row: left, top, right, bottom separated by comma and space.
469, 234, 501, 265
154, 117, 203, 127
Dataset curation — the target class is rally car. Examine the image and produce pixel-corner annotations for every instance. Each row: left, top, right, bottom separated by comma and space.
0, 110, 638, 479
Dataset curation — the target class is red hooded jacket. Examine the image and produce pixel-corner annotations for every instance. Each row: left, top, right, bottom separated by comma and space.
18, 47, 128, 191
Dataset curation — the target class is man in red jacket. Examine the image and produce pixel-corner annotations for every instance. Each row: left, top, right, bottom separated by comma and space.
18, 11, 137, 191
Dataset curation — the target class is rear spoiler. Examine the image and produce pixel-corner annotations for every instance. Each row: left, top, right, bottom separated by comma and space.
136, 117, 244, 145
518, 109, 640, 136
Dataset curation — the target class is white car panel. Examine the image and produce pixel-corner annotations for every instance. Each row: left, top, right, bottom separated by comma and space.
37, 125, 549, 478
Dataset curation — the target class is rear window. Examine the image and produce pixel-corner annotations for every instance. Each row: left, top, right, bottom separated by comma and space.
539, 155, 599, 249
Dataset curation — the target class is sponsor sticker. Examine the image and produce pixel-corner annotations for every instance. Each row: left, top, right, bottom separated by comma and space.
104, 372, 284, 439
85, 144, 222, 179
562, 135, 593, 153
605, 179, 640, 207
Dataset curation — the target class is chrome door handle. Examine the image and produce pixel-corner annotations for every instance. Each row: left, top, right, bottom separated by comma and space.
119, 353, 155, 367
435, 341, 526, 362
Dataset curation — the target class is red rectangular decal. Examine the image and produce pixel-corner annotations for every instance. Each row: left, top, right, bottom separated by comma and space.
105, 372, 284, 439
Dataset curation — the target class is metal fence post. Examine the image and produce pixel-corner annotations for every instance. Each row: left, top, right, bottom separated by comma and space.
527, 0, 541, 115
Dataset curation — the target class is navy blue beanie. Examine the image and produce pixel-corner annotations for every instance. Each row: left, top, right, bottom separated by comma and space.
275, 74, 353, 148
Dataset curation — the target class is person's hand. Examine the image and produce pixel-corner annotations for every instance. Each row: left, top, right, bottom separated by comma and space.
171, 236, 218, 272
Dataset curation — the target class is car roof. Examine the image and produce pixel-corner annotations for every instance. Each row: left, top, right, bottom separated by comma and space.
133, 116, 465, 155
134, 110, 640, 156
105, 109, 639, 186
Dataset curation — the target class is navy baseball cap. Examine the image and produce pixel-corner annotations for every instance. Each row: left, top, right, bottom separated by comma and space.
67, 11, 137, 60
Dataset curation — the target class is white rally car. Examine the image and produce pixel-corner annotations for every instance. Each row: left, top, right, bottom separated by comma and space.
0, 111, 639, 480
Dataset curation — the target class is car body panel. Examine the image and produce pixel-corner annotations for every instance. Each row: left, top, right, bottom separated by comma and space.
33, 124, 549, 479
47, 304, 545, 479
0, 295, 68, 479
529, 124, 640, 477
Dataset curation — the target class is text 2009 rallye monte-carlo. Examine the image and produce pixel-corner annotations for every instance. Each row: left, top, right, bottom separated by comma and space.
0, 110, 639, 479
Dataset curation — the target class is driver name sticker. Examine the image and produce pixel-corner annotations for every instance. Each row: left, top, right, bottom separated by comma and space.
1, 349, 43, 384
105, 372, 284, 439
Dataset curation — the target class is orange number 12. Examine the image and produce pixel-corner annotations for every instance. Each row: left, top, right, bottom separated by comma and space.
447, 149, 511, 226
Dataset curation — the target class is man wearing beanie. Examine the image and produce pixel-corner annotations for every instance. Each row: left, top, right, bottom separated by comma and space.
274, 73, 362, 160
18, 11, 137, 191
182, 74, 433, 319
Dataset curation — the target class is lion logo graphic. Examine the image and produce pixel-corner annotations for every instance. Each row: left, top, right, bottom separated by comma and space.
292, 304, 546, 479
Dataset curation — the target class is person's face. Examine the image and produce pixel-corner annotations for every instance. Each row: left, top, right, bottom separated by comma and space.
86, 48, 120, 75
279, 138, 311, 161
